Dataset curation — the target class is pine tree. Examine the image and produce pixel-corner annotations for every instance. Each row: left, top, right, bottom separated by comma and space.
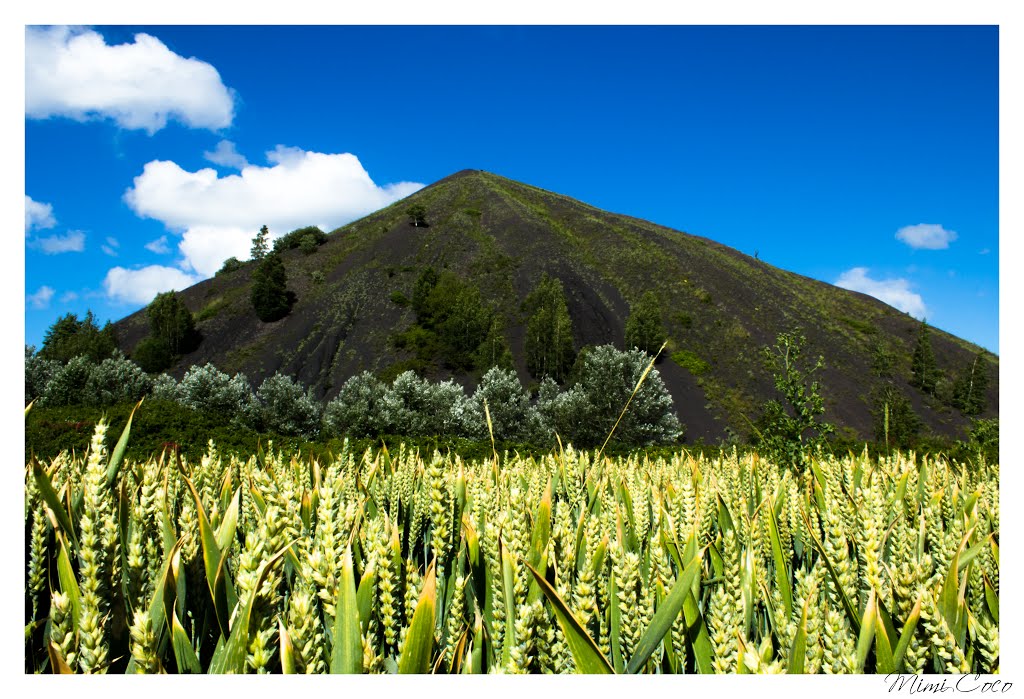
250, 225, 270, 261
952, 352, 990, 415
624, 291, 667, 356
251, 253, 292, 322
910, 321, 939, 395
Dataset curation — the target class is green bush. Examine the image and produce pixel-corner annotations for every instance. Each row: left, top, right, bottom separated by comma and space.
216, 256, 244, 276
132, 336, 173, 373
40, 356, 93, 407
84, 352, 153, 406
624, 291, 667, 356
25, 347, 59, 404
25, 400, 271, 464
252, 373, 322, 438
541, 344, 682, 447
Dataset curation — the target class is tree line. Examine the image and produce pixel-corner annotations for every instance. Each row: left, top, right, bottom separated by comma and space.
26, 344, 682, 448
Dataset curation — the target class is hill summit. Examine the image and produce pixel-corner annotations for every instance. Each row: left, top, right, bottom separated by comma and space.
113, 169, 998, 442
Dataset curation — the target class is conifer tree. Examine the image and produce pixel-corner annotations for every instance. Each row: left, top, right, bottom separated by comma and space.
250, 225, 270, 261
251, 253, 291, 322
910, 321, 939, 394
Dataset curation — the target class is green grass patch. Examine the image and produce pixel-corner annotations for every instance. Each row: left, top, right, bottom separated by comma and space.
839, 315, 878, 335
671, 348, 711, 376
196, 296, 227, 322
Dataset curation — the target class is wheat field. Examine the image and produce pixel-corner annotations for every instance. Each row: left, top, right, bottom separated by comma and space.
25, 415, 998, 674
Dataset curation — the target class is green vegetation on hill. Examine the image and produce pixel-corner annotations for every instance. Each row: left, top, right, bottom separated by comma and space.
524, 273, 576, 383
104, 169, 997, 443
624, 290, 667, 356
251, 253, 292, 322
392, 267, 509, 374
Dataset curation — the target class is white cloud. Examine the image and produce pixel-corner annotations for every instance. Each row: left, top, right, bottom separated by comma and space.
26, 196, 56, 231
28, 286, 55, 309
101, 245, 117, 256
835, 267, 927, 319
60, 291, 78, 303
895, 223, 958, 250
102, 265, 201, 305
31, 230, 86, 254
124, 148, 424, 277
145, 235, 171, 254
204, 140, 249, 170
26, 26, 234, 133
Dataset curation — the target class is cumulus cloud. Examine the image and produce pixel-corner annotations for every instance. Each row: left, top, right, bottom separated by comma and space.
101, 236, 119, 256
895, 223, 958, 250
124, 148, 424, 276
145, 235, 171, 254
835, 267, 927, 318
60, 291, 78, 303
26, 196, 56, 231
31, 230, 86, 254
204, 140, 249, 170
28, 286, 55, 309
102, 265, 201, 305
26, 26, 234, 133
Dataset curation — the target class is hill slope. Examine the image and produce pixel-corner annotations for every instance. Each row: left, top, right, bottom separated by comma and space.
112, 169, 998, 442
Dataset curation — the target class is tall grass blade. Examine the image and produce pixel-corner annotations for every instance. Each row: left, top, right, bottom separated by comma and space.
626, 544, 706, 674
105, 397, 143, 488
331, 547, 363, 673
398, 560, 437, 674
33, 462, 78, 553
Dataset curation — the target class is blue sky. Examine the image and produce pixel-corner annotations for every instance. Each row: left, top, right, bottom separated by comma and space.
23, 25, 999, 352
